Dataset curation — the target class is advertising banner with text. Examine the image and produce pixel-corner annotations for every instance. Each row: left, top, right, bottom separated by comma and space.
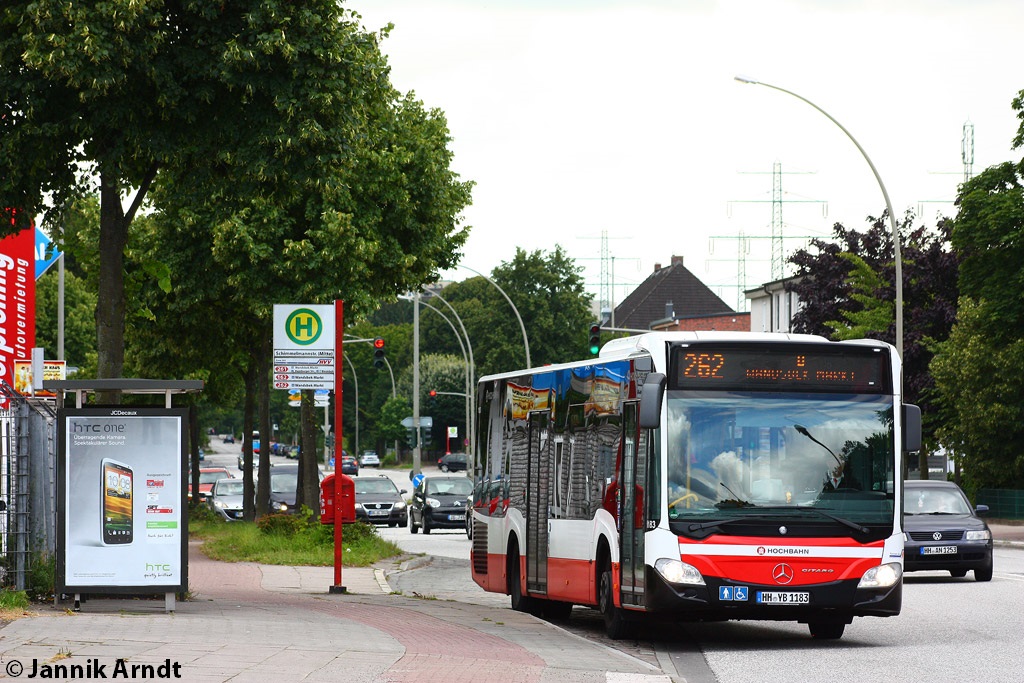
57, 408, 188, 594
0, 224, 35, 408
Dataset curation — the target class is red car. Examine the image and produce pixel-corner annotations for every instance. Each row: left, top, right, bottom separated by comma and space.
190, 467, 233, 504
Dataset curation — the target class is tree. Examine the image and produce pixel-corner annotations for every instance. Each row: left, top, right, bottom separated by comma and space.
930, 298, 1024, 491
930, 91, 1024, 489
787, 215, 959, 415
2, 1, 472, 407
825, 253, 894, 341
949, 160, 1024, 345
416, 247, 594, 378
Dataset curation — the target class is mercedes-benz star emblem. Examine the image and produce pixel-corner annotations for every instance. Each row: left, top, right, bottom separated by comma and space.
772, 563, 794, 585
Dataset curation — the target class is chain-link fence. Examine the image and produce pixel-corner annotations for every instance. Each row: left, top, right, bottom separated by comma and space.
0, 381, 57, 591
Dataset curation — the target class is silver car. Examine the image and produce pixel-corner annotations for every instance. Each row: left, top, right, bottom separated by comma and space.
209, 478, 247, 521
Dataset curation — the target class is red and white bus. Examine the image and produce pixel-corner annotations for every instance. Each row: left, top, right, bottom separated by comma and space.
469, 331, 920, 640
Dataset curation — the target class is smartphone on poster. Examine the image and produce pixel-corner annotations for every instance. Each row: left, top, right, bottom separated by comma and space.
101, 458, 134, 545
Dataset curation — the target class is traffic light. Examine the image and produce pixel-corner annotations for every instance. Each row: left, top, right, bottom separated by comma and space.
588, 323, 601, 355
372, 337, 386, 369
405, 427, 417, 449
428, 389, 437, 406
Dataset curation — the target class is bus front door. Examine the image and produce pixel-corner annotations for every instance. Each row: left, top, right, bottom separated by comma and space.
618, 402, 646, 608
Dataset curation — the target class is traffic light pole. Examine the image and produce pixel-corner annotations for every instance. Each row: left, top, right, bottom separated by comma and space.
330, 299, 346, 594
412, 292, 422, 477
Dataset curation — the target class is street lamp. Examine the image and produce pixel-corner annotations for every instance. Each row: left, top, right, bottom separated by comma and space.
734, 76, 903, 360
454, 265, 531, 368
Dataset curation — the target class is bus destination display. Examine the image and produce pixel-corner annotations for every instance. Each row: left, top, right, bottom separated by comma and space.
671, 344, 890, 392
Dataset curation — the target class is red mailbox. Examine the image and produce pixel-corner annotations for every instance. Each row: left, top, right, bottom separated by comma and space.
320, 473, 355, 524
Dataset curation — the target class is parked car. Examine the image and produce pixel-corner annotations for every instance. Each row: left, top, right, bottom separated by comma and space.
353, 475, 407, 527
189, 467, 233, 504
903, 479, 993, 581
208, 478, 247, 521
268, 463, 325, 514
360, 451, 380, 468
223, 434, 235, 444
409, 475, 473, 534
437, 453, 468, 473
340, 453, 358, 475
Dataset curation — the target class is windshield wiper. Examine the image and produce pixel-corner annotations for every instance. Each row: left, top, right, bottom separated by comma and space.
754, 505, 870, 535
717, 481, 752, 508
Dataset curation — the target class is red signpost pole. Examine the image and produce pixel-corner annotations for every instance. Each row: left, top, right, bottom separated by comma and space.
330, 300, 345, 593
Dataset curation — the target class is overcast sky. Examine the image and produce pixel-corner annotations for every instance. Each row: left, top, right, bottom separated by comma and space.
354, 0, 1024, 312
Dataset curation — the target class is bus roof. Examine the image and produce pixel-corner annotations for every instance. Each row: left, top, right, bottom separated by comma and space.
477, 331, 898, 384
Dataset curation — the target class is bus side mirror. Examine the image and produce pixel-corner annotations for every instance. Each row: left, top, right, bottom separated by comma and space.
639, 372, 666, 429
902, 404, 921, 453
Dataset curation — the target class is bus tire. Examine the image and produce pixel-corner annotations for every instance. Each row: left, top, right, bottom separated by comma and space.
599, 565, 630, 640
808, 622, 845, 639
509, 544, 533, 613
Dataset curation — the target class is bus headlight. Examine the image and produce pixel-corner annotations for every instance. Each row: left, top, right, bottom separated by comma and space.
858, 562, 902, 588
655, 558, 705, 585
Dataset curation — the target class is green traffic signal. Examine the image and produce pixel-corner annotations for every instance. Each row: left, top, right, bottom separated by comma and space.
588, 323, 601, 355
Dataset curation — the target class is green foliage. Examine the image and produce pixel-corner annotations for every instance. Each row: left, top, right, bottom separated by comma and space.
195, 515, 400, 567
826, 253, 894, 340
256, 513, 304, 536
27, 553, 55, 602
930, 298, 1024, 489
0, 588, 29, 610
951, 160, 1024, 345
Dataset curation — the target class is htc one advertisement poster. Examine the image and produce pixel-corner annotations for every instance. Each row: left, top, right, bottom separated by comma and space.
57, 408, 188, 594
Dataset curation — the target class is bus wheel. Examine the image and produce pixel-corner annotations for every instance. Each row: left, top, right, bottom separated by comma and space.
808, 622, 845, 639
599, 566, 630, 639
509, 545, 533, 613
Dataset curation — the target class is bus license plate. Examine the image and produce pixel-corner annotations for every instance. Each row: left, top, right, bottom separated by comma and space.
448, 514, 466, 521
756, 591, 809, 605
921, 546, 957, 555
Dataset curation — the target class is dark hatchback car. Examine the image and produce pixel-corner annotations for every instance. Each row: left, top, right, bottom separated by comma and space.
268, 464, 325, 514
437, 453, 468, 473
409, 475, 473, 534
903, 480, 993, 581
340, 452, 359, 476
353, 475, 408, 527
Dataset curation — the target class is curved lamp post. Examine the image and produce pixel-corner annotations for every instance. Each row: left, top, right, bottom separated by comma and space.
734, 76, 903, 360
455, 264, 531, 368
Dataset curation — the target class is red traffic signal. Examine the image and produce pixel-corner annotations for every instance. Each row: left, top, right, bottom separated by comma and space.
373, 337, 386, 368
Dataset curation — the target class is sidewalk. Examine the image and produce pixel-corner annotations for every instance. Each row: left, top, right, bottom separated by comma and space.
990, 520, 1024, 546
0, 543, 673, 682
0, 526, 1019, 683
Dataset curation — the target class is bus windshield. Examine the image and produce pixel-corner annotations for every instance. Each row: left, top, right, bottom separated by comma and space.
665, 392, 895, 530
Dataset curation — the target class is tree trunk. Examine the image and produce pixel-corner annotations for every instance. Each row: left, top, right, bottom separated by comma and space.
256, 334, 272, 516
95, 173, 128, 403
242, 361, 257, 521
298, 389, 320, 515
189, 405, 200, 508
